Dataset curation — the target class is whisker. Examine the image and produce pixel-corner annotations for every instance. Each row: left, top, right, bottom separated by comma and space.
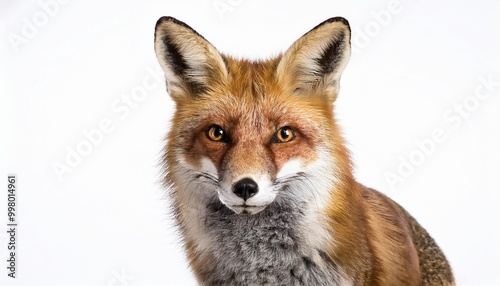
191, 170, 219, 186
177, 168, 220, 215
274, 172, 307, 189
274, 171, 331, 210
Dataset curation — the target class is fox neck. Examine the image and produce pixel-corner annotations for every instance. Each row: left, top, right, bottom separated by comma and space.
186, 183, 355, 285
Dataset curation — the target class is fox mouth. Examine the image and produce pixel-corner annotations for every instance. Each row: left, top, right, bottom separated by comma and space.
228, 204, 268, 215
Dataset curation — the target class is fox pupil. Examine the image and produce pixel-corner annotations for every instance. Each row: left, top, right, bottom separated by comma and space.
214, 128, 223, 138
281, 129, 290, 139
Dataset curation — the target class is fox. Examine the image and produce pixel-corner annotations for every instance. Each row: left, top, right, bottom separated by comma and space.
154, 16, 454, 286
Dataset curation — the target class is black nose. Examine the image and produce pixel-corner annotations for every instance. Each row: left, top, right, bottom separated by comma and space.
232, 178, 259, 201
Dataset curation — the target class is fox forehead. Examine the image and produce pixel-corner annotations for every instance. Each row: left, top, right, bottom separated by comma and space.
177, 56, 334, 132
223, 57, 282, 96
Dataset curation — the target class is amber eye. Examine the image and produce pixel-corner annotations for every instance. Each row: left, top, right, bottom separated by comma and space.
274, 126, 296, 143
206, 125, 227, 142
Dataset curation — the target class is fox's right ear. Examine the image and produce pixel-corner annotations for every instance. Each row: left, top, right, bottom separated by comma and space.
154, 17, 228, 101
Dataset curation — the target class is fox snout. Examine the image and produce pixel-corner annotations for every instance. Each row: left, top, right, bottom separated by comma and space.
225, 176, 269, 215
204, 150, 326, 215
218, 171, 276, 215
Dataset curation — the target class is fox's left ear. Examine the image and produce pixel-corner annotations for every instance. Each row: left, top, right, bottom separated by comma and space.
276, 17, 351, 102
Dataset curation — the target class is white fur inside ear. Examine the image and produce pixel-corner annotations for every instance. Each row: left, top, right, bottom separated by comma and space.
154, 18, 228, 97
276, 20, 350, 97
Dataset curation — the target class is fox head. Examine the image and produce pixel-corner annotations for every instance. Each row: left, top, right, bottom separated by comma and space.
155, 17, 352, 216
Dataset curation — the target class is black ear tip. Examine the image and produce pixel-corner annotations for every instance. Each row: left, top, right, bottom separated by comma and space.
154, 16, 186, 42
156, 16, 175, 29
155, 16, 195, 31
313, 17, 351, 33
327, 17, 350, 27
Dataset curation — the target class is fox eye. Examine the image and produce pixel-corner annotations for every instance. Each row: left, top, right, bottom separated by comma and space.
274, 126, 296, 143
206, 125, 227, 142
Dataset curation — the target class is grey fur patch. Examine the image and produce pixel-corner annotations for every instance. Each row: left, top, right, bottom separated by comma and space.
197, 196, 345, 286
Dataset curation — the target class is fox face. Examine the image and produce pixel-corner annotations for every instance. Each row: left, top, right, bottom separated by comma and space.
155, 17, 351, 216
171, 80, 337, 215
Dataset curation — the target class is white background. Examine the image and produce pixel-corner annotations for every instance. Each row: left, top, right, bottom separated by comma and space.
1, 0, 499, 285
